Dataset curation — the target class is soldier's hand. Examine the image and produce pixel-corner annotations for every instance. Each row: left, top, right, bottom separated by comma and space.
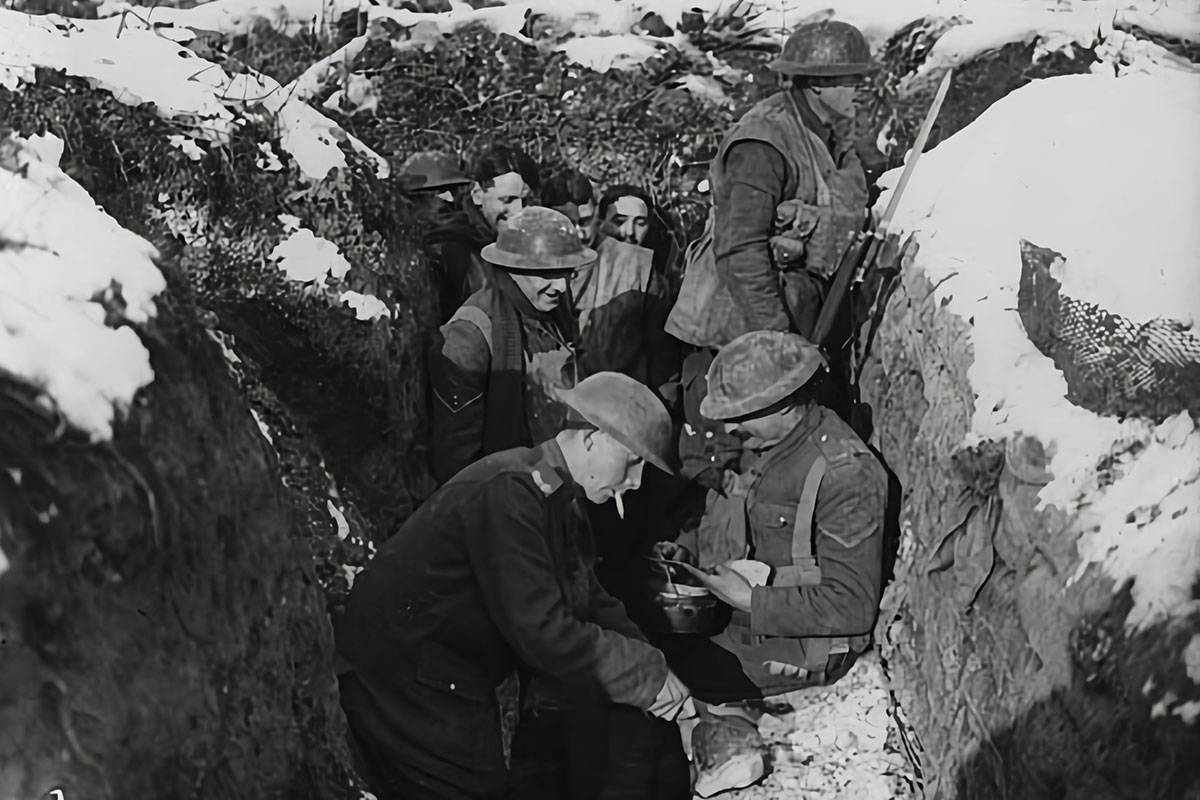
651, 541, 696, 566
769, 235, 807, 269
649, 669, 692, 721
680, 562, 753, 614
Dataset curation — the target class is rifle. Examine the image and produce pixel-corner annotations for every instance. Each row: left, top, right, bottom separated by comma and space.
809, 70, 954, 361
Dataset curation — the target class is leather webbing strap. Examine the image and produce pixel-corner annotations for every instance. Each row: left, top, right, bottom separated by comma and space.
772, 455, 826, 587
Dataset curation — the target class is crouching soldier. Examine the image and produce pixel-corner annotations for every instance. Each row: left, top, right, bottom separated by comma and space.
336, 372, 693, 800
654, 331, 886, 700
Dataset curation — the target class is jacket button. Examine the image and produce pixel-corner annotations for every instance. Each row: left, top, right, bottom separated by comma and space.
820, 434, 827, 442
450, 683, 456, 691
705, 431, 713, 439
779, 516, 787, 524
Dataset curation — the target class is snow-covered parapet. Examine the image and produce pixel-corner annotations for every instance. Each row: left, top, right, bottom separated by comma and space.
865, 63, 1200, 795
880, 68, 1200, 631
120, 0, 1200, 82
0, 9, 386, 182
0, 133, 165, 440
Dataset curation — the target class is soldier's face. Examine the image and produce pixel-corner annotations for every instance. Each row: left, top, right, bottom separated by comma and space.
510, 272, 570, 312
725, 407, 802, 449
600, 196, 650, 245
805, 75, 864, 119
579, 432, 645, 507
471, 171, 530, 228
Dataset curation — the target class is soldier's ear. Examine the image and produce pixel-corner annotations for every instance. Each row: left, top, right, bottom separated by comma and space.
469, 182, 485, 207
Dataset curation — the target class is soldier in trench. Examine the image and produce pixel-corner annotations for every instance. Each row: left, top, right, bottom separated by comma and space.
335, 372, 692, 800
397, 150, 475, 323
428, 206, 587, 484
432, 140, 542, 319
651, 330, 886, 710
542, 167, 598, 247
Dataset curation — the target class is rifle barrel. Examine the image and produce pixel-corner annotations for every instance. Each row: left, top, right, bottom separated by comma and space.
878, 69, 954, 233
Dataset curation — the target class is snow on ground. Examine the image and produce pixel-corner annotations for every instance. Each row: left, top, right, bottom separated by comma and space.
0, 133, 165, 441
879, 67, 1200, 630
0, 9, 386, 182
723, 653, 916, 800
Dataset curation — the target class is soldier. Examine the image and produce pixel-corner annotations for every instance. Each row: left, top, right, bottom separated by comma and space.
574, 184, 680, 397
429, 206, 588, 484
654, 331, 887, 700
542, 168, 597, 246
436, 141, 541, 319
397, 150, 475, 322
335, 372, 692, 800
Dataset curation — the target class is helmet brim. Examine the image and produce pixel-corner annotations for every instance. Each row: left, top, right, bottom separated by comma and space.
482, 243, 598, 272
398, 175, 471, 192
554, 387, 675, 475
699, 359, 826, 421
768, 59, 879, 77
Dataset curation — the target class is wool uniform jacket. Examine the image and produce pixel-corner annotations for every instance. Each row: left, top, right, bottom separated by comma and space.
679, 404, 886, 695
335, 441, 668, 796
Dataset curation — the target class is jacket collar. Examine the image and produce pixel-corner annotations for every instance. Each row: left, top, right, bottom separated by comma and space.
747, 403, 826, 475
531, 438, 573, 496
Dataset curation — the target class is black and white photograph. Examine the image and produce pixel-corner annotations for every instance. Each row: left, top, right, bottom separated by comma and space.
1, 0, 1198, 798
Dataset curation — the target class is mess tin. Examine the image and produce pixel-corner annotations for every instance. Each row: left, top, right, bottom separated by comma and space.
642, 572, 732, 636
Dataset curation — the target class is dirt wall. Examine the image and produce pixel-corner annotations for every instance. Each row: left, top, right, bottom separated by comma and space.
0, 280, 360, 799
861, 267, 1200, 800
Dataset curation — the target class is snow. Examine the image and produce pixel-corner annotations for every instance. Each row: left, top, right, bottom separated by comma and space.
340, 291, 391, 321
880, 67, 1200, 628
556, 35, 663, 73
327, 500, 350, 540
0, 9, 387, 182
0, 133, 165, 440
269, 228, 352, 282
132, 0, 1200, 83
1186, 634, 1200, 684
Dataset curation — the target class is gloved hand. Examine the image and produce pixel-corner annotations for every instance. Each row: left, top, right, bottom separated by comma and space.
769, 234, 807, 269
649, 669, 693, 721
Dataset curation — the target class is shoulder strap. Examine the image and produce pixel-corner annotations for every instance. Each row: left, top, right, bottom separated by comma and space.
766, 453, 863, 673
447, 304, 494, 356
772, 455, 826, 588
783, 91, 833, 208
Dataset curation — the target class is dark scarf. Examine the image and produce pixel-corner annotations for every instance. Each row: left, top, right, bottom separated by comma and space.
429, 200, 495, 249
477, 265, 577, 456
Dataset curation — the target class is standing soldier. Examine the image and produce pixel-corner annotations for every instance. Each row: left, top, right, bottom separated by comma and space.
398, 150, 475, 323
436, 141, 541, 319
429, 207, 589, 484
667, 20, 881, 481
337, 372, 692, 800
653, 331, 886, 700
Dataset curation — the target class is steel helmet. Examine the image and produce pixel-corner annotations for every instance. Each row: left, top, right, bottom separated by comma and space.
768, 21, 877, 77
482, 207, 598, 272
555, 372, 674, 473
700, 331, 828, 420
397, 150, 470, 191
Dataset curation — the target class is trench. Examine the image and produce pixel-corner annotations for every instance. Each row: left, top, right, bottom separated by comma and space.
1, 3, 1198, 799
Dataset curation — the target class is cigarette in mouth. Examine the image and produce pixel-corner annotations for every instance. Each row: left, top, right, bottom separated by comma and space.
614, 492, 625, 519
